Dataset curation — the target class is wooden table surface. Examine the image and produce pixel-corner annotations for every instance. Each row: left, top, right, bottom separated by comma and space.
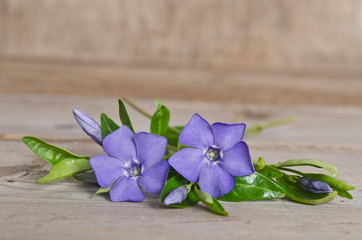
0, 92, 361, 240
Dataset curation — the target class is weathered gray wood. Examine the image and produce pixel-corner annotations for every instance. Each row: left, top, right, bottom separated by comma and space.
0, 93, 361, 240
1, 0, 362, 75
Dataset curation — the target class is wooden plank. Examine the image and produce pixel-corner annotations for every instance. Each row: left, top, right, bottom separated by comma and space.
0, 93, 361, 240
1, 60, 362, 107
1, 0, 362, 75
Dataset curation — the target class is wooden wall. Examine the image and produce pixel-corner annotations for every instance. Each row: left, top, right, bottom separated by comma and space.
1, 0, 362, 105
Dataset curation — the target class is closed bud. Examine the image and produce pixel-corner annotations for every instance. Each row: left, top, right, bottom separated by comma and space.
73, 108, 102, 145
298, 177, 333, 194
163, 186, 188, 205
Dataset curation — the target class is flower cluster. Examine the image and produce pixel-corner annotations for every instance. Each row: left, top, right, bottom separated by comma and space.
23, 98, 355, 216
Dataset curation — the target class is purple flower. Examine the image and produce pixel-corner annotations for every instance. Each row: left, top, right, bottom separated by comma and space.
163, 186, 188, 205
73, 108, 102, 145
169, 113, 254, 198
298, 177, 333, 194
90, 126, 170, 202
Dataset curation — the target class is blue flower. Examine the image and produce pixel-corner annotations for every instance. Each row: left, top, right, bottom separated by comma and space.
169, 113, 254, 198
90, 126, 170, 202
163, 186, 188, 205
298, 177, 333, 194
73, 108, 102, 145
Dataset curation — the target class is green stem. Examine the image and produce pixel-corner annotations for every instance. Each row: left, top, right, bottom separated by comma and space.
122, 97, 152, 119
275, 166, 304, 176
245, 115, 296, 136
167, 126, 182, 135
167, 144, 179, 152
123, 97, 182, 135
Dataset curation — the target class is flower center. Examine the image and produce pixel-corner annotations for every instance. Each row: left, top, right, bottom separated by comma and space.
132, 167, 141, 177
205, 146, 222, 162
125, 159, 142, 178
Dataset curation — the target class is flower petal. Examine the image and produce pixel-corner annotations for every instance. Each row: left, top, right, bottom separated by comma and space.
103, 126, 136, 161
73, 108, 102, 145
212, 122, 246, 151
134, 132, 167, 169
138, 160, 170, 194
89, 155, 125, 188
199, 163, 236, 198
168, 148, 205, 183
219, 141, 255, 176
109, 177, 145, 202
179, 113, 214, 149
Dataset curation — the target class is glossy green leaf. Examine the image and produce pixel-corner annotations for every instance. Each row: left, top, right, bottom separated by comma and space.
277, 159, 338, 177
258, 165, 283, 179
150, 99, 170, 136
118, 99, 135, 133
218, 172, 285, 202
160, 175, 199, 208
276, 174, 338, 205
100, 113, 120, 139
73, 171, 98, 183
23, 136, 89, 165
194, 187, 228, 216
36, 158, 92, 184
302, 173, 355, 192
337, 190, 353, 200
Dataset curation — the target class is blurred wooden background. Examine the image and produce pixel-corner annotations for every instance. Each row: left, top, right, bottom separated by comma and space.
1, 0, 362, 105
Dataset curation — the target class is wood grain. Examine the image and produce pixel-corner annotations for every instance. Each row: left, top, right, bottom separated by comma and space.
1, 0, 362, 75
0, 93, 361, 240
1, 59, 362, 107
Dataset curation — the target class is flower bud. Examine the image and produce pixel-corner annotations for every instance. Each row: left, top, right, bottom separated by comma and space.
298, 177, 333, 194
163, 186, 188, 205
73, 108, 102, 145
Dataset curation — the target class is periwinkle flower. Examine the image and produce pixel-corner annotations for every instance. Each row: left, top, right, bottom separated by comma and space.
73, 108, 102, 145
298, 177, 333, 194
169, 113, 255, 198
90, 126, 170, 202
163, 186, 188, 205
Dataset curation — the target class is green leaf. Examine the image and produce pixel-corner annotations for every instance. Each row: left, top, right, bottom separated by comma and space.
100, 113, 120, 139
194, 187, 229, 216
160, 175, 199, 208
92, 179, 119, 198
92, 185, 112, 198
276, 173, 338, 205
337, 190, 353, 200
150, 98, 170, 136
36, 158, 92, 184
164, 126, 184, 147
23, 136, 89, 165
118, 99, 135, 133
258, 165, 283, 179
73, 171, 98, 183
218, 172, 285, 202
302, 173, 355, 192
277, 159, 338, 177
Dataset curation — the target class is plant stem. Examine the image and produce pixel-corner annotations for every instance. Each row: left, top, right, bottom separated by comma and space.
245, 115, 296, 136
167, 144, 179, 152
167, 126, 182, 134
122, 97, 152, 119
122, 97, 182, 135
275, 166, 304, 176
